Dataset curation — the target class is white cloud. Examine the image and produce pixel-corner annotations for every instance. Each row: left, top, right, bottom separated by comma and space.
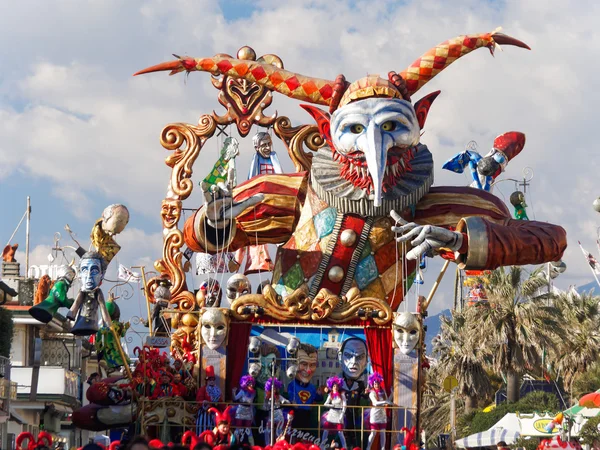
2, 0, 599, 316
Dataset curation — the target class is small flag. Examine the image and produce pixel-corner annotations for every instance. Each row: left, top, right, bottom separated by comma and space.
118, 264, 141, 283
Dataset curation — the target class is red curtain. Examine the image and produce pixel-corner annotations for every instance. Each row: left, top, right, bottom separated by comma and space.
226, 322, 252, 400
364, 326, 394, 395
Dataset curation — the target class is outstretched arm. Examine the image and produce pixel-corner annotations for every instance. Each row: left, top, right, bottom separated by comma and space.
184, 172, 308, 254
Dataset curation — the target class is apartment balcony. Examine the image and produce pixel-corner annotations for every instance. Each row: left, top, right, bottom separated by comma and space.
11, 367, 81, 406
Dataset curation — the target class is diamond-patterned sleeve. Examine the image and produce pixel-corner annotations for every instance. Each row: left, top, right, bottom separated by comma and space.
183, 172, 308, 254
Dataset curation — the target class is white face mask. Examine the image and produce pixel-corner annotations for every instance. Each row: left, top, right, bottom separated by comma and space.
393, 312, 421, 355
200, 309, 229, 350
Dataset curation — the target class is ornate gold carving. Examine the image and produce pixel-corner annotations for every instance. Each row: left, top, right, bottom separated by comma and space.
230, 284, 392, 325
273, 116, 325, 172
162, 117, 216, 198
142, 399, 198, 427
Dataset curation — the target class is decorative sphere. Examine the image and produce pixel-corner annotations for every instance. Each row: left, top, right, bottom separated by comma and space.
593, 198, 600, 213
237, 46, 256, 61
340, 229, 357, 247
181, 313, 198, 328
101, 204, 130, 235
328, 266, 345, 283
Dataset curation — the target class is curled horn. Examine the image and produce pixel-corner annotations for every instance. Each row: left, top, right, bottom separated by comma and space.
135, 55, 336, 106
400, 28, 530, 97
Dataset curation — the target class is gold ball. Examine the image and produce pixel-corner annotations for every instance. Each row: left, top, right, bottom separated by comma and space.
181, 313, 198, 327
328, 266, 345, 283
237, 46, 257, 61
340, 229, 357, 247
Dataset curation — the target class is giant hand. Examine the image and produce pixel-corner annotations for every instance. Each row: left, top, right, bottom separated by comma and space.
390, 210, 463, 260
200, 178, 263, 229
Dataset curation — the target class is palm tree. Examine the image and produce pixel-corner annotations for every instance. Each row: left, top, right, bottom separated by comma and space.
552, 291, 600, 395
467, 266, 565, 403
432, 312, 493, 413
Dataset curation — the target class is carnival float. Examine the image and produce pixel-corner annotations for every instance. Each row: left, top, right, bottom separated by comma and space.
28, 28, 568, 449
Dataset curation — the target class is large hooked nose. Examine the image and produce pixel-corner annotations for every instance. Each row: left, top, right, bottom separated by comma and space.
363, 122, 387, 207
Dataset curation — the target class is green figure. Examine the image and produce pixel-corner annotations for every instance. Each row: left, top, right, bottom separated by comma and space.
29, 266, 76, 323
95, 296, 131, 371
510, 191, 529, 220
200, 137, 240, 192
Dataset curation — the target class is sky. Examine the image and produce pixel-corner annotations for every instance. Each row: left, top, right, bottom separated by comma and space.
1, 0, 600, 329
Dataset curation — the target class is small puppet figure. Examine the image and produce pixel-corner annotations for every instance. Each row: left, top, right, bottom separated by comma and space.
443, 132, 526, 192
234, 132, 282, 275
95, 295, 131, 371
152, 279, 172, 336
233, 374, 256, 446
196, 365, 223, 434
366, 372, 393, 450
510, 190, 529, 220
200, 137, 240, 193
68, 251, 112, 336
263, 377, 290, 444
321, 376, 347, 450
29, 265, 76, 324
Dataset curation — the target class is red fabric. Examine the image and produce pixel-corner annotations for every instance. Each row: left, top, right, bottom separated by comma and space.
364, 326, 394, 396
226, 322, 252, 401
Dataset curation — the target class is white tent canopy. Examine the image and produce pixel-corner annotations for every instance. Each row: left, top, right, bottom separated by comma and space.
455, 413, 521, 448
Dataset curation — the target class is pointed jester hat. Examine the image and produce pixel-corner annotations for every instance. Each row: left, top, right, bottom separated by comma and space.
135, 28, 529, 112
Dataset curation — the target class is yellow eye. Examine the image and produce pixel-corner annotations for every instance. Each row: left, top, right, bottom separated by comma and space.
350, 124, 364, 134
381, 121, 397, 132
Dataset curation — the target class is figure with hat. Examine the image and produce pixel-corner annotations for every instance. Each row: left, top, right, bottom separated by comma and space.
196, 366, 223, 434
510, 191, 529, 220
151, 371, 174, 399
199, 406, 234, 447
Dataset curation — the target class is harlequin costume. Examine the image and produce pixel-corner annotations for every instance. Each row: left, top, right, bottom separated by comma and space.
140, 29, 567, 309
196, 366, 223, 434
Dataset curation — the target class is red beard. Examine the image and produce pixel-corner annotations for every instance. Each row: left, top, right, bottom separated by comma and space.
333, 146, 415, 194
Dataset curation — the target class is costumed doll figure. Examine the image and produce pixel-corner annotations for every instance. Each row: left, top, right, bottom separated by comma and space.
366, 372, 393, 450
95, 296, 130, 371
233, 374, 256, 445
29, 264, 76, 324
510, 191, 529, 220
235, 132, 283, 275
196, 137, 241, 275
263, 377, 290, 444
67, 251, 113, 336
196, 366, 223, 434
321, 376, 347, 450
152, 279, 172, 335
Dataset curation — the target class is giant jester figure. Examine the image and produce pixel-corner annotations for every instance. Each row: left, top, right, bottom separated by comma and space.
136, 29, 566, 309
